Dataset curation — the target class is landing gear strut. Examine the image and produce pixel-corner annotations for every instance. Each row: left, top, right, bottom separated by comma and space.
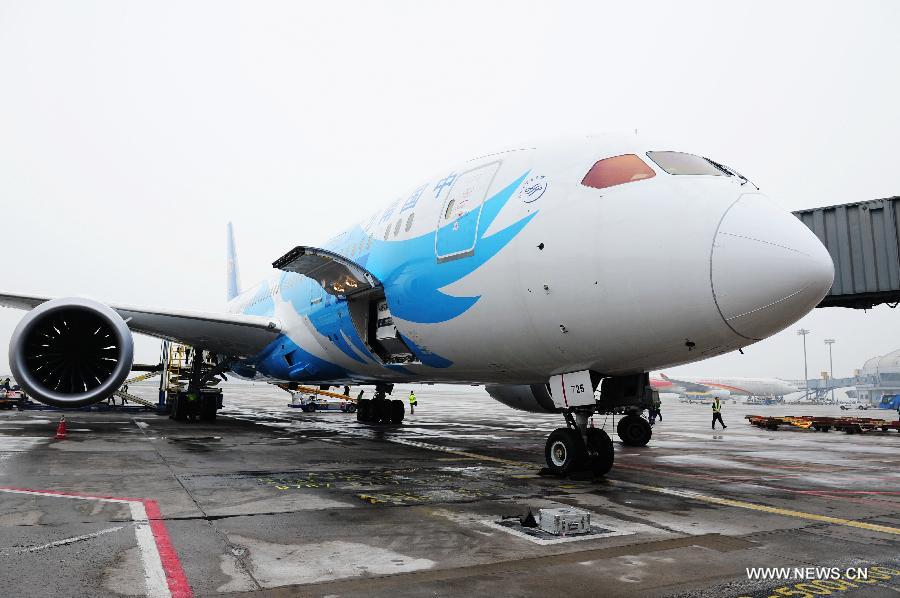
356, 383, 405, 425
544, 410, 614, 477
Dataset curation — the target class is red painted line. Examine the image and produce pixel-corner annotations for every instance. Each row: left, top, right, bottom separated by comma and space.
560, 374, 569, 408
0, 486, 192, 597
144, 500, 193, 598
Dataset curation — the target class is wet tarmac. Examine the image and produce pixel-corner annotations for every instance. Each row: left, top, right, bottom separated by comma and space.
1, 384, 898, 597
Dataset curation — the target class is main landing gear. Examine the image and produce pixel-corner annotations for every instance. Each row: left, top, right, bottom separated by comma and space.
356, 383, 405, 425
544, 410, 614, 477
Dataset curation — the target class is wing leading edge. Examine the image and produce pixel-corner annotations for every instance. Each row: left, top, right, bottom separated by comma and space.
0, 292, 281, 357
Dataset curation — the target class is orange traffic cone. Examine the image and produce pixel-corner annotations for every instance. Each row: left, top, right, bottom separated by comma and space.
55, 416, 67, 440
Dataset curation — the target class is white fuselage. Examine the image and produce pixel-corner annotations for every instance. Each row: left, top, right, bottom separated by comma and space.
227, 135, 834, 386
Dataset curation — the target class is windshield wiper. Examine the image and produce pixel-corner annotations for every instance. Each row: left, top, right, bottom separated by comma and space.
706, 158, 759, 189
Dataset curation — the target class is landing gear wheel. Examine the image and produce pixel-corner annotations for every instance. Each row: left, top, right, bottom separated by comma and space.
617, 414, 652, 446
585, 428, 614, 476
389, 399, 405, 424
357, 399, 371, 422
374, 399, 392, 423
544, 428, 585, 476
170, 395, 187, 421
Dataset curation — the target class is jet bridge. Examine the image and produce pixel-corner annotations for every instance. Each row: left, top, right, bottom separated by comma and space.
794, 196, 900, 309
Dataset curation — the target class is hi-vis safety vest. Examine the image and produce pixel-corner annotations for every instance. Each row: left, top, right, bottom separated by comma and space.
712, 399, 721, 413
409, 393, 417, 405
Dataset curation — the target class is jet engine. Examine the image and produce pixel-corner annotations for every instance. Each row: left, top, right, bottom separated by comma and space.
484, 383, 558, 413
9, 298, 134, 408
709, 389, 731, 399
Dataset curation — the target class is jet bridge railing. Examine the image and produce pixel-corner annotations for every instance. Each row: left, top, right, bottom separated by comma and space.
794, 196, 900, 309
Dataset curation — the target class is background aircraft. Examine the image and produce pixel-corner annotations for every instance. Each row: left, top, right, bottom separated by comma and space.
0, 134, 834, 477
651, 373, 799, 400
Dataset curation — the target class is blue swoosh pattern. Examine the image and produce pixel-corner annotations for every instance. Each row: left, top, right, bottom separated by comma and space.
238, 170, 537, 382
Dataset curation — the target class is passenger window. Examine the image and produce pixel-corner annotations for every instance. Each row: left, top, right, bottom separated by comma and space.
646, 151, 725, 176
581, 154, 656, 190
405, 212, 415, 232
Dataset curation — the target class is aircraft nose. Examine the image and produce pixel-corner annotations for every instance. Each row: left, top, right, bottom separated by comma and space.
711, 193, 834, 340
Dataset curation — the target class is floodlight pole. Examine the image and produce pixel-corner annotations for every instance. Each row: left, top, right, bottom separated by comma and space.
797, 328, 810, 400
824, 338, 836, 403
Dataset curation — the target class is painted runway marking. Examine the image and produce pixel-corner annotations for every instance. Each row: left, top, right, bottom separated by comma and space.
614, 480, 900, 536
17, 525, 123, 553
0, 487, 192, 597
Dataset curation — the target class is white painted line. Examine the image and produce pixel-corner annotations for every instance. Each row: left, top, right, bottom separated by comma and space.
0, 488, 174, 597
18, 526, 123, 553
130, 500, 171, 598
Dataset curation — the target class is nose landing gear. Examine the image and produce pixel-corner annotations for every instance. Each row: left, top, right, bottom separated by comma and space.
544, 410, 614, 477
541, 371, 656, 478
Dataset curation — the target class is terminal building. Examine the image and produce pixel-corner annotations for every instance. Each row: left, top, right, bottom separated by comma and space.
856, 350, 900, 404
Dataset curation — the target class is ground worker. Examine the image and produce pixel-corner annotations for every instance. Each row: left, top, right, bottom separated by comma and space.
408, 390, 417, 414
649, 393, 662, 426
357, 389, 365, 401
712, 397, 727, 429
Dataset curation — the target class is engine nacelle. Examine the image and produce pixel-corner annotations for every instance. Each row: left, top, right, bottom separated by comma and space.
484, 383, 557, 413
709, 389, 731, 399
9, 298, 134, 408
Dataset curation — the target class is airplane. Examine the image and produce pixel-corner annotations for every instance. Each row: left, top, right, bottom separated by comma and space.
651, 373, 799, 401
0, 134, 835, 478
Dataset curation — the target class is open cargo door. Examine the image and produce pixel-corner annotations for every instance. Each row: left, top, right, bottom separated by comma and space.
273, 246, 416, 365
273, 246, 381, 298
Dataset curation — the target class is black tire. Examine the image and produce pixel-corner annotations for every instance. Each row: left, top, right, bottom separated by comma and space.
308, 403, 317, 412
390, 399, 405, 424
357, 399, 371, 422
617, 414, 652, 446
374, 399, 392, 423
171, 396, 188, 421
544, 428, 585, 475
347, 404, 357, 413
585, 428, 614, 476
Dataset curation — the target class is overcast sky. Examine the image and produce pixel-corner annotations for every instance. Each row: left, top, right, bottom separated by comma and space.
1, 1, 898, 382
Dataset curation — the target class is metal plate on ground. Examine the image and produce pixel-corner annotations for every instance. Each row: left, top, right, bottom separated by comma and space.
483, 514, 634, 545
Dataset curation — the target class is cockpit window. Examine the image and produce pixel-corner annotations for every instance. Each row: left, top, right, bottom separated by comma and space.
646, 151, 725, 176
581, 154, 656, 190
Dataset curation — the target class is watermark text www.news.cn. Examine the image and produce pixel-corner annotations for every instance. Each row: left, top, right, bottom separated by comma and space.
746, 567, 869, 581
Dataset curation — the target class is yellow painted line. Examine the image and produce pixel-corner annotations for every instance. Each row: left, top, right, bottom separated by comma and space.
620, 481, 900, 536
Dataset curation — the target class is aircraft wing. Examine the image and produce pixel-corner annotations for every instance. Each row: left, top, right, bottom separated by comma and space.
0, 292, 281, 357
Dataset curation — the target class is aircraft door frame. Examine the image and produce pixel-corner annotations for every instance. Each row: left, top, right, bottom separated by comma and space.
434, 161, 502, 262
